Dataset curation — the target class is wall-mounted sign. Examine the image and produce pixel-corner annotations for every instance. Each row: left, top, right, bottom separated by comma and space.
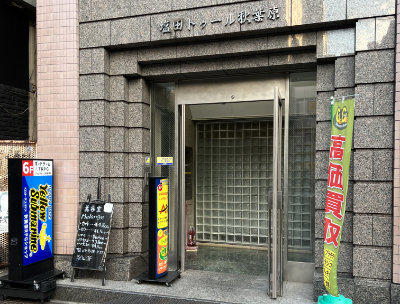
156, 157, 173, 166
158, 7, 280, 34
21, 160, 53, 266
145, 156, 151, 166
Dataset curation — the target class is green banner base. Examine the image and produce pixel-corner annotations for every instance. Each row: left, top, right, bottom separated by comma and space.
318, 294, 353, 304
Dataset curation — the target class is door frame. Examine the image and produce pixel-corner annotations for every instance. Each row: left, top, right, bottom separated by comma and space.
171, 74, 314, 297
270, 87, 284, 298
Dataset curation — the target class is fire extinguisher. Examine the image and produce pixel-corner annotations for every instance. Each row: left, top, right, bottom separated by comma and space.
188, 226, 196, 247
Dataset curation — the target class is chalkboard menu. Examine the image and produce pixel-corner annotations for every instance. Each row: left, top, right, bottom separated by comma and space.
71, 201, 113, 270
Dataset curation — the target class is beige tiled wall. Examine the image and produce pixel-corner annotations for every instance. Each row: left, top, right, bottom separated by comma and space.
394, 0, 400, 284
36, 0, 79, 255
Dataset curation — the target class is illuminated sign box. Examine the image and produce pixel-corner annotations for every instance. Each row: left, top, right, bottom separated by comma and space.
148, 177, 168, 279
8, 159, 54, 281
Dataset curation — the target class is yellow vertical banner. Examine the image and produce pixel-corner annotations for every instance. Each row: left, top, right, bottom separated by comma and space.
156, 179, 168, 276
322, 98, 354, 299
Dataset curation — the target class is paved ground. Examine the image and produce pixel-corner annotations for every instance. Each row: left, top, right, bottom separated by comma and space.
0, 300, 76, 303
105, 295, 222, 304
0, 270, 314, 304
0, 300, 61, 303
0, 246, 315, 304
0, 299, 216, 304
0, 300, 82, 304
55, 270, 314, 304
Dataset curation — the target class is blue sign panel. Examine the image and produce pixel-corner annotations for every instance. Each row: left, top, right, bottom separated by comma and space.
21, 160, 53, 266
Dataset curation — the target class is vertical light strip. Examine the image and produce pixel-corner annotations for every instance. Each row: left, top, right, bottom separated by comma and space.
180, 105, 186, 271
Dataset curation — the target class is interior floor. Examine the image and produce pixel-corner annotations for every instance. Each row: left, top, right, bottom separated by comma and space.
185, 244, 268, 276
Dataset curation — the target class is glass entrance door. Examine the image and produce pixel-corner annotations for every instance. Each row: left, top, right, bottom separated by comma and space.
177, 95, 286, 297
151, 74, 316, 299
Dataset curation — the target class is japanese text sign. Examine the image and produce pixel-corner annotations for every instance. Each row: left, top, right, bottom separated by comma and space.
155, 178, 168, 278
156, 157, 174, 166
158, 6, 280, 34
22, 160, 53, 266
72, 202, 113, 270
323, 98, 354, 297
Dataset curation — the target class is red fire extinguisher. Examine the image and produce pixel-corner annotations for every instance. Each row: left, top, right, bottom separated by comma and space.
188, 226, 196, 247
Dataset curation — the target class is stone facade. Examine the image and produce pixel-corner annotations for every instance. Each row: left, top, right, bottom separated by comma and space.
73, 0, 399, 302
314, 11, 396, 303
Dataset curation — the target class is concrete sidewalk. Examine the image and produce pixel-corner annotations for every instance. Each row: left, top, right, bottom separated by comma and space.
53, 270, 314, 304
0, 268, 315, 303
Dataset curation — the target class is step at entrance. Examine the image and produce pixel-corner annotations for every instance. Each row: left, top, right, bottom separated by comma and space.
105, 294, 220, 304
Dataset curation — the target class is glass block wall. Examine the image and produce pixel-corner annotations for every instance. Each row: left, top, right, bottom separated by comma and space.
287, 117, 315, 250
196, 120, 272, 246
288, 72, 316, 255
195, 117, 315, 250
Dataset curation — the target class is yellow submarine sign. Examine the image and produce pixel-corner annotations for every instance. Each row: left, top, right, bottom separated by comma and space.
22, 160, 53, 266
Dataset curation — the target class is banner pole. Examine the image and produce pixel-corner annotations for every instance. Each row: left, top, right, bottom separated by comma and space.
318, 96, 354, 304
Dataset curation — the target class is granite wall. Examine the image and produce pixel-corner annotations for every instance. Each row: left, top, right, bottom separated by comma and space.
313, 19, 396, 303
78, 1, 398, 302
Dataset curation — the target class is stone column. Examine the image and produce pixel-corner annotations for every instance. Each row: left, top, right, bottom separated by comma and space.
36, 0, 80, 263
314, 61, 355, 299
80, 46, 150, 280
352, 16, 395, 304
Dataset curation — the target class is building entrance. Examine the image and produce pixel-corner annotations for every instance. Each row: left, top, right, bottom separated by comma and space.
151, 73, 316, 299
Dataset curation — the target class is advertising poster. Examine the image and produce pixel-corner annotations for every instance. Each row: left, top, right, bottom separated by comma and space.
0, 192, 8, 233
21, 160, 53, 266
323, 98, 354, 297
156, 178, 168, 277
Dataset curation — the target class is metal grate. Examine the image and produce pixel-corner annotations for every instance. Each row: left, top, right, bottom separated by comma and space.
0, 140, 36, 191
0, 140, 36, 265
196, 120, 271, 246
0, 233, 8, 267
